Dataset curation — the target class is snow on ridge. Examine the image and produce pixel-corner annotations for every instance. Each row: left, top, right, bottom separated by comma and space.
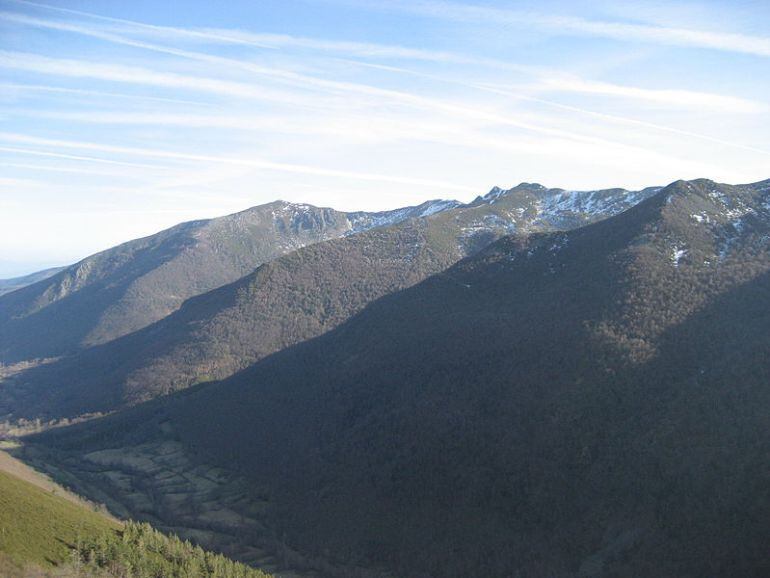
419, 199, 462, 217
345, 199, 460, 234
671, 247, 687, 267
479, 183, 546, 204
484, 186, 506, 202
270, 201, 316, 220
535, 187, 652, 222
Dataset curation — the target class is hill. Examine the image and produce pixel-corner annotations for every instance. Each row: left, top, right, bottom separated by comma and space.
0, 199, 456, 364
0, 465, 273, 577
0, 267, 67, 297
0, 468, 116, 570
26, 178, 770, 577
2, 184, 659, 422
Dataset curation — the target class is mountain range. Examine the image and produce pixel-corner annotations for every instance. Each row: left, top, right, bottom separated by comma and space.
0, 199, 456, 364
1, 183, 658, 422
5, 178, 770, 577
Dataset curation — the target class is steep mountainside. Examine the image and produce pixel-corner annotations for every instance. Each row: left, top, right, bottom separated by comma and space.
3, 184, 660, 422
0, 199, 456, 364
0, 267, 67, 297
28, 178, 770, 578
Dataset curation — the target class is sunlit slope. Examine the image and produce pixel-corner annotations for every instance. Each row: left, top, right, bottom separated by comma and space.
0, 467, 274, 577
0, 469, 116, 568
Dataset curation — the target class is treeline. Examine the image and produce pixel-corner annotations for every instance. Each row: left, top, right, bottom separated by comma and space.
69, 521, 271, 578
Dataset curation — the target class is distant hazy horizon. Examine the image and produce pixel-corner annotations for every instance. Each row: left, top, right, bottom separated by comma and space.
2, 0, 768, 274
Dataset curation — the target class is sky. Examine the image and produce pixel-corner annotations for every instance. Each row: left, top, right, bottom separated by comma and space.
0, 0, 768, 277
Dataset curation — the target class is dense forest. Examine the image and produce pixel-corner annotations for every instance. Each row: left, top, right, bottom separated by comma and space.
70, 522, 271, 578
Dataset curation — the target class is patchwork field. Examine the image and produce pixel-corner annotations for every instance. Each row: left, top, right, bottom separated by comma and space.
13, 420, 368, 578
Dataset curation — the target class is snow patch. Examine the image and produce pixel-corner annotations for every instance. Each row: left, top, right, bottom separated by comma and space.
535, 187, 654, 225
345, 199, 458, 234
419, 200, 459, 217
690, 213, 710, 224
671, 247, 687, 267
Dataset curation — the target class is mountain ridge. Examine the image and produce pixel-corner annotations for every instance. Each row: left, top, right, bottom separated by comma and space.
0, 267, 67, 297
0, 197, 462, 365
1, 182, 665, 422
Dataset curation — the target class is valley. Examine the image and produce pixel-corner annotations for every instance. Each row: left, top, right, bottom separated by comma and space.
0, 442, 270, 577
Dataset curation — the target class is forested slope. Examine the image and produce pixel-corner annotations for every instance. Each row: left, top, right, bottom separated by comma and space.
0, 199, 454, 364
3, 183, 659, 422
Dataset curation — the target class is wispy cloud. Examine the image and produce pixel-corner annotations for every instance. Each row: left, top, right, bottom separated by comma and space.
340, 59, 770, 157
0, 145, 175, 169
6, 0, 528, 68
360, 0, 770, 58
531, 76, 767, 114
0, 11, 394, 99
6, 109, 492, 148
6, 4, 765, 115
0, 50, 669, 156
0, 51, 334, 109
344, 57, 768, 115
0, 83, 214, 107
0, 133, 480, 192
0, 51, 754, 190
5, 0, 279, 48
471, 84, 770, 157
0, 161, 171, 177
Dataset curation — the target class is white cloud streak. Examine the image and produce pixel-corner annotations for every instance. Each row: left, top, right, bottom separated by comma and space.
0, 133, 480, 192
533, 76, 767, 114
0, 161, 170, 178
5, 0, 768, 123
361, 0, 770, 58
0, 145, 176, 169
345, 58, 767, 114
4, 6, 765, 115
0, 50, 335, 110
0, 50, 672, 157
0, 3, 763, 195
341, 60, 770, 157
0, 83, 215, 107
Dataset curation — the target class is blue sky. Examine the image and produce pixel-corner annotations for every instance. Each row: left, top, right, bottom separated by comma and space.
0, 0, 768, 276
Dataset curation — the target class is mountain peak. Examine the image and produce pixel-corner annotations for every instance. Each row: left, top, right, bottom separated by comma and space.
477, 182, 547, 203
514, 181, 547, 190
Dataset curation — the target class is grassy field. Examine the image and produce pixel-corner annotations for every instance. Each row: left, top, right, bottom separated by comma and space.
0, 446, 111, 513
0, 469, 118, 568
0, 461, 274, 577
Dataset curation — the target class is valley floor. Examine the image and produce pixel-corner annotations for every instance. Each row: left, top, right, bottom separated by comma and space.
7, 426, 385, 578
